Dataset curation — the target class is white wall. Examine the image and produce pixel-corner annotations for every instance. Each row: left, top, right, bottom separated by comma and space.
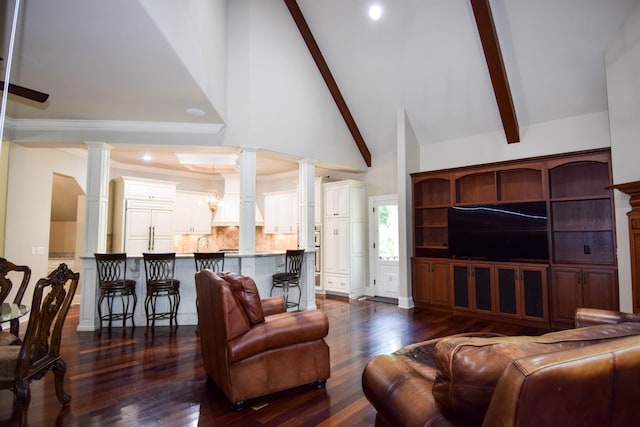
139, 0, 228, 121
397, 108, 421, 309
4, 145, 87, 304
224, 0, 368, 172
606, 1, 640, 312
419, 111, 611, 172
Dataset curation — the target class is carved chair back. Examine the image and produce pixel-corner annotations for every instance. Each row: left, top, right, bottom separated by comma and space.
0, 257, 32, 336
0, 263, 79, 425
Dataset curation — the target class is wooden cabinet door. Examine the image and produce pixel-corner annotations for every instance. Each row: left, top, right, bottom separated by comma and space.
412, 259, 431, 304
472, 265, 493, 312
521, 267, 548, 321
412, 258, 450, 307
495, 265, 519, 318
583, 267, 618, 311
551, 266, 583, 324
452, 264, 471, 310
431, 261, 451, 306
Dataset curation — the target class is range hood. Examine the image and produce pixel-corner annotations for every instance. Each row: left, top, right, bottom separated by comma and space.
211, 175, 264, 227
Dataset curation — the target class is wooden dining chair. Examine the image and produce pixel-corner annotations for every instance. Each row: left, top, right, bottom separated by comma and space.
0, 257, 32, 345
0, 263, 79, 427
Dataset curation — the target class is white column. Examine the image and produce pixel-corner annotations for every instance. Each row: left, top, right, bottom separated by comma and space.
78, 141, 111, 331
83, 142, 111, 255
298, 159, 317, 310
238, 147, 257, 254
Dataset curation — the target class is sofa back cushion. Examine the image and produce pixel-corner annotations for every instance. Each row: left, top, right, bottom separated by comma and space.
432, 323, 640, 424
218, 272, 265, 325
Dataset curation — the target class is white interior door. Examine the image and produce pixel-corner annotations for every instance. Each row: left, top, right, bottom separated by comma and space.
369, 195, 399, 299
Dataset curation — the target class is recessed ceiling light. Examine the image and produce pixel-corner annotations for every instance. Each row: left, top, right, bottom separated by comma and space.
142, 154, 152, 162
369, 4, 382, 21
186, 107, 205, 116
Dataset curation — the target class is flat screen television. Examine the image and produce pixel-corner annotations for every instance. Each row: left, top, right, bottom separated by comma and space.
447, 202, 549, 262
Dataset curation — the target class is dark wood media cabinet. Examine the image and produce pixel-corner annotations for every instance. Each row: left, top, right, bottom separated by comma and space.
411, 149, 618, 329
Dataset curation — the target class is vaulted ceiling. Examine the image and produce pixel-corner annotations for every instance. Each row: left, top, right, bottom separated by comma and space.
1, 0, 637, 174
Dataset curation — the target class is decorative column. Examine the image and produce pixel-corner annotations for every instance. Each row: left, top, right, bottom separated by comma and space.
611, 181, 640, 313
238, 147, 257, 255
299, 158, 316, 310
78, 141, 111, 331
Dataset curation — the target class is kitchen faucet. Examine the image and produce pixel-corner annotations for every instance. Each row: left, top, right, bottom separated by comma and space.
196, 235, 210, 252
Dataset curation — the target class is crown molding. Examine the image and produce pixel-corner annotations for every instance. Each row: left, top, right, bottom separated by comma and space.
4, 117, 225, 134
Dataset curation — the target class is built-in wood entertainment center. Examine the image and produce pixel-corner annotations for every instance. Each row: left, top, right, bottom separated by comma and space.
411, 148, 618, 329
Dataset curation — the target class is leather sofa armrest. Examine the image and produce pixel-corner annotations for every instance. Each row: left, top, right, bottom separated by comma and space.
574, 308, 629, 328
262, 296, 286, 316
484, 335, 640, 426
362, 355, 471, 427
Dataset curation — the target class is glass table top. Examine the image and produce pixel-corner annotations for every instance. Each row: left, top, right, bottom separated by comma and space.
0, 303, 30, 323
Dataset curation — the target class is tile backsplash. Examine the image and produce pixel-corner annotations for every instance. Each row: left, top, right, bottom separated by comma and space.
173, 226, 298, 253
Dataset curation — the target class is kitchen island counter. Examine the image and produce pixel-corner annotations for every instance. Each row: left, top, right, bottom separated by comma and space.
77, 250, 317, 331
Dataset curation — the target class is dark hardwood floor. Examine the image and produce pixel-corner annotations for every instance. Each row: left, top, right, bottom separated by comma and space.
0, 295, 544, 426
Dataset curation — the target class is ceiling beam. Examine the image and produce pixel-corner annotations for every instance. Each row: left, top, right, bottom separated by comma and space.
470, 0, 519, 143
283, 0, 372, 167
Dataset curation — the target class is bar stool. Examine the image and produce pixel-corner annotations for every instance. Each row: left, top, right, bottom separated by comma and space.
270, 249, 305, 310
194, 252, 225, 334
94, 253, 137, 335
143, 253, 180, 328
194, 252, 225, 273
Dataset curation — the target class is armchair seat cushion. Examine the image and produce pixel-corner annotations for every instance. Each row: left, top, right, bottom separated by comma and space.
228, 309, 329, 363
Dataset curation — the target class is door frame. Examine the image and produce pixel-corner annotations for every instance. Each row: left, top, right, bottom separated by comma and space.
367, 194, 399, 300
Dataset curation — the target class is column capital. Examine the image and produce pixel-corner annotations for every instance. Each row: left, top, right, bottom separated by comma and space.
83, 141, 113, 150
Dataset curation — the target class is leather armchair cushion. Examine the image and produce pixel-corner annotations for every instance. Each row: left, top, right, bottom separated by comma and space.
228, 309, 329, 363
432, 322, 640, 424
219, 272, 265, 325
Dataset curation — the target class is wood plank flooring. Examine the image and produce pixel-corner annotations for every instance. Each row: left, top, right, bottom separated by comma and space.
0, 295, 544, 427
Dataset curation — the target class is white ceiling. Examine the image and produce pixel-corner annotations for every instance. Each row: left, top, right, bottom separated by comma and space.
2, 0, 637, 175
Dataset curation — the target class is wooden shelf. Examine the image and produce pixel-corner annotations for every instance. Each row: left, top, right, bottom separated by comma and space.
549, 161, 610, 199
498, 168, 544, 201
456, 172, 496, 204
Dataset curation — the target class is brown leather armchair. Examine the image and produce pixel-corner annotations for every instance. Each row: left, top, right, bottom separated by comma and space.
195, 270, 330, 410
362, 308, 640, 427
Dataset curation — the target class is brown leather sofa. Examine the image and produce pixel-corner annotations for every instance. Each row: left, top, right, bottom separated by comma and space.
195, 270, 330, 409
362, 308, 640, 426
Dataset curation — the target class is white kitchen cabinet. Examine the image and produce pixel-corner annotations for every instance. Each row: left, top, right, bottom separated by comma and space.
322, 180, 365, 298
122, 177, 176, 201
174, 191, 212, 234
124, 201, 174, 253
264, 190, 298, 234
111, 177, 177, 255
315, 177, 323, 224
323, 183, 350, 218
